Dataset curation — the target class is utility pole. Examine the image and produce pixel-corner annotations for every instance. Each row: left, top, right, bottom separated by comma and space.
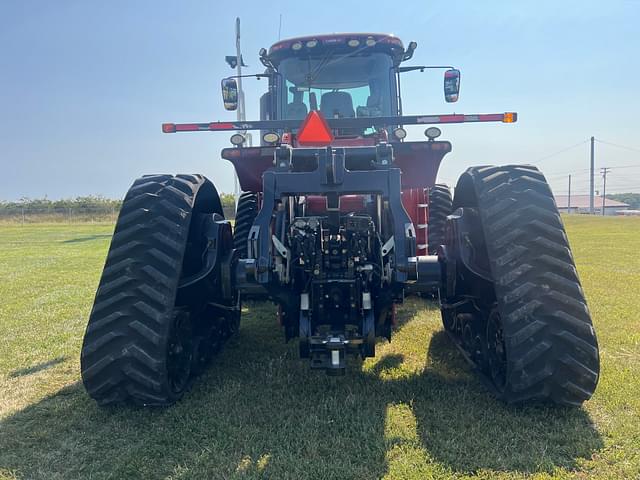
590, 136, 595, 214
568, 174, 571, 213
601, 167, 611, 216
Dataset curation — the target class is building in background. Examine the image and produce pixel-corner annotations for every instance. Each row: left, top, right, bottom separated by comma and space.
554, 195, 630, 215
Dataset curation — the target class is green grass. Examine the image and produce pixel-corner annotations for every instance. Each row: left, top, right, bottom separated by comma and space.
0, 217, 639, 479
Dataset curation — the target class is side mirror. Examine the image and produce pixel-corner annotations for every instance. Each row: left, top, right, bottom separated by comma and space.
444, 69, 461, 103
221, 78, 238, 111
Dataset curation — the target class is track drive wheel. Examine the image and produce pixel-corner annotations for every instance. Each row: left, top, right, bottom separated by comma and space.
427, 184, 453, 254
80, 174, 235, 406
442, 165, 599, 406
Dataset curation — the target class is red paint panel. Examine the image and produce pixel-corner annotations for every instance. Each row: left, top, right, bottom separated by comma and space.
221, 141, 451, 194
394, 141, 451, 190
222, 147, 274, 192
402, 188, 429, 255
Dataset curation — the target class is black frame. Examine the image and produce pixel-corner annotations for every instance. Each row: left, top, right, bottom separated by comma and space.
239, 143, 416, 286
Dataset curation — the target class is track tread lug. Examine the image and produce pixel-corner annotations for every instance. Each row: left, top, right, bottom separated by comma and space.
233, 192, 259, 258
427, 184, 452, 255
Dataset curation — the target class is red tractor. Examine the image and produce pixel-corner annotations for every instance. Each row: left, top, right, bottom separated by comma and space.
80, 33, 599, 407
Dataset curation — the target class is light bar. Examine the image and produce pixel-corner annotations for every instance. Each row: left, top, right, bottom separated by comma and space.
162, 122, 237, 133
414, 113, 518, 124
161, 112, 518, 134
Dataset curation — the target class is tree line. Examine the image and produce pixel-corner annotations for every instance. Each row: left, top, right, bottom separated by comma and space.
0, 196, 122, 211
606, 193, 640, 209
2, 193, 637, 213
0, 194, 237, 216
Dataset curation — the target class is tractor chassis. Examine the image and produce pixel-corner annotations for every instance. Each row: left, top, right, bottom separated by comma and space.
234, 142, 441, 374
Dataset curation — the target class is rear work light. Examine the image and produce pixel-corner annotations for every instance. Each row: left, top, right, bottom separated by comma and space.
297, 111, 334, 146
425, 127, 442, 140
262, 132, 280, 144
392, 127, 407, 140
230, 133, 245, 146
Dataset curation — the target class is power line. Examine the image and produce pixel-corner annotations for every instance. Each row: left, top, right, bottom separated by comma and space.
537, 138, 640, 211
533, 140, 589, 164
542, 163, 640, 178
596, 139, 640, 154
607, 164, 640, 169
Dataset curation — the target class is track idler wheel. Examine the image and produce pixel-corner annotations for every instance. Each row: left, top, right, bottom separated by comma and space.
440, 165, 600, 406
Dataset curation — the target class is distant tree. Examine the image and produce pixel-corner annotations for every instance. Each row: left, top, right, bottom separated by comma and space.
219, 193, 236, 211
606, 193, 640, 209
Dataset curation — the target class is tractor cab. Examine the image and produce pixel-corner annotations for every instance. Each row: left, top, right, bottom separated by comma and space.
267, 34, 401, 132
221, 33, 460, 146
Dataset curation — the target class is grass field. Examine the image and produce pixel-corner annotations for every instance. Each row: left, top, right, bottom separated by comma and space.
0, 216, 639, 479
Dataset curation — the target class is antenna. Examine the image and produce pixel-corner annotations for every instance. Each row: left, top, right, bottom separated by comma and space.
278, 14, 282, 41
234, 17, 248, 202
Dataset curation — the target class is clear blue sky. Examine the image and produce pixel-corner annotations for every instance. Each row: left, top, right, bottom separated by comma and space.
1, 0, 639, 200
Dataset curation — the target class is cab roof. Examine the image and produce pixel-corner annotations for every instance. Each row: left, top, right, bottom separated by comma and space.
267, 33, 406, 66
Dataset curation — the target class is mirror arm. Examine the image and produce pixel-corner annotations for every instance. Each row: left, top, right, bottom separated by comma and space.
396, 65, 456, 73
259, 56, 274, 70
259, 47, 275, 70
224, 73, 273, 81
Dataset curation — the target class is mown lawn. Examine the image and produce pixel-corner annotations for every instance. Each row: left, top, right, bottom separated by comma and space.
0, 217, 639, 479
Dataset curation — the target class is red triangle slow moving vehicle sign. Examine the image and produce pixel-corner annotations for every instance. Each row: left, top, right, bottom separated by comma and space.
297, 110, 334, 146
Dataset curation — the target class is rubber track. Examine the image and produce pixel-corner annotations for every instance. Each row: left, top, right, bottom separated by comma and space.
427, 184, 453, 255
466, 165, 599, 405
233, 192, 258, 258
80, 174, 211, 406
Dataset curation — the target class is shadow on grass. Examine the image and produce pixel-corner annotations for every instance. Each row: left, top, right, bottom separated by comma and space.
8, 357, 66, 378
0, 301, 602, 479
61, 234, 112, 244
411, 330, 603, 473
